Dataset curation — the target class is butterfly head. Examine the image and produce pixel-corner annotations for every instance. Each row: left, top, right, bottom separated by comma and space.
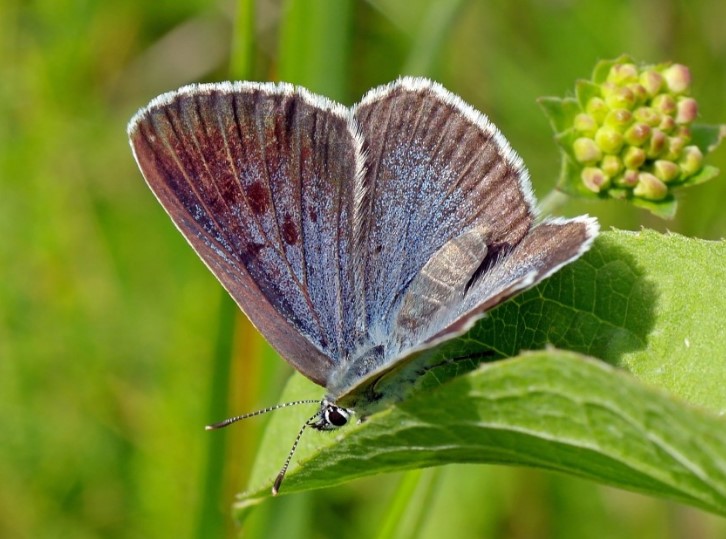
308, 399, 353, 431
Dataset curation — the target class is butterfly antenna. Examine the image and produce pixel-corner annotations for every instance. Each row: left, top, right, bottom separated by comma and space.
272, 410, 321, 496
204, 399, 320, 430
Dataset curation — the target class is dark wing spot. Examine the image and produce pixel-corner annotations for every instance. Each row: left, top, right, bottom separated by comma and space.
247, 182, 268, 214
464, 242, 511, 296
242, 241, 265, 262
282, 216, 299, 245
309, 208, 318, 223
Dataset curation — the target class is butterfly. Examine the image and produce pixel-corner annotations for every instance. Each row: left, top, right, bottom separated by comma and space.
128, 77, 598, 493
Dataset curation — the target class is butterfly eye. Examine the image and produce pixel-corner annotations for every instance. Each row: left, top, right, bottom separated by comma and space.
326, 406, 350, 427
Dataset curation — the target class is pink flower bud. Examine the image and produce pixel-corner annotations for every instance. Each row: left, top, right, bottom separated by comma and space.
627, 83, 649, 105
604, 108, 633, 129
658, 115, 676, 133
605, 86, 636, 110
601, 154, 623, 177
608, 63, 639, 85
679, 145, 704, 176
634, 172, 668, 200
574, 113, 598, 136
633, 107, 660, 127
624, 123, 651, 146
653, 160, 680, 183
615, 169, 640, 187
581, 167, 610, 193
639, 69, 664, 96
623, 146, 646, 168
653, 94, 677, 116
573, 138, 602, 164
646, 129, 667, 158
663, 64, 691, 94
675, 97, 698, 124
664, 137, 686, 161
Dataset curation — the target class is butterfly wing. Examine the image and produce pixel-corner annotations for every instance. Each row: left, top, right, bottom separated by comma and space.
351, 77, 536, 343
128, 82, 364, 386
329, 78, 598, 402
425, 216, 599, 345
333, 216, 598, 409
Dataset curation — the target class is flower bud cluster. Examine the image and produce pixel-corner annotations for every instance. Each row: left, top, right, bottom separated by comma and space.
571, 61, 703, 201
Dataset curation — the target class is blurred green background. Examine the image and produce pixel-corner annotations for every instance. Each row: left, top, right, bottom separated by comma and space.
2, 0, 726, 537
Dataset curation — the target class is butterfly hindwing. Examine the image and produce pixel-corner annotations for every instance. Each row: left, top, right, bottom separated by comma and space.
426, 216, 599, 345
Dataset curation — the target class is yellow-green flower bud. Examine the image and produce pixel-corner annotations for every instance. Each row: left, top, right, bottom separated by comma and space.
624, 123, 651, 146
663, 136, 686, 161
679, 145, 704, 176
573, 137, 603, 164
646, 129, 667, 158
604, 108, 633, 129
595, 127, 625, 153
574, 113, 598, 136
675, 125, 692, 140
653, 160, 680, 183
614, 169, 640, 187
601, 154, 623, 177
633, 107, 660, 127
653, 94, 677, 116
675, 97, 698, 124
605, 86, 636, 110
659, 115, 676, 133
627, 83, 649, 105
608, 63, 639, 84
586, 97, 609, 124
623, 146, 646, 168
634, 172, 668, 200
663, 64, 691, 94
541, 56, 719, 215
581, 167, 610, 193
639, 69, 664, 96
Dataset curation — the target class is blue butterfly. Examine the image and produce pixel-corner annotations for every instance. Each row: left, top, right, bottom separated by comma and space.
128, 77, 598, 493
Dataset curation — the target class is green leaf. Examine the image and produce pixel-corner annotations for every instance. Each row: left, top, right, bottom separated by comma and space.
679, 165, 720, 188
629, 195, 678, 219
555, 154, 598, 198
472, 229, 726, 411
237, 351, 726, 518
537, 97, 580, 134
690, 124, 726, 155
575, 80, 602, 109
235, 230, 726, 516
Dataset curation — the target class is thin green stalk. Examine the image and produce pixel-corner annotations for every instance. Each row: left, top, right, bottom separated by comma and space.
229, 0, 255, 80
375, 470, 425, 539
195, 2, 257, 538
403, 0, 467, 75
238, 0, 354, 534
194, 293, 238, 539
278, 0, 353, 100
375, 469, 442, 539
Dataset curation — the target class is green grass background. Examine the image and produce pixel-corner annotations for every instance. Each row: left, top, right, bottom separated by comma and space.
2, 0, 726, 537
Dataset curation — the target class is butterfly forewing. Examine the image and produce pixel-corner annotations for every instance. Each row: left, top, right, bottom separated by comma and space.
128, 83, 365, 386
